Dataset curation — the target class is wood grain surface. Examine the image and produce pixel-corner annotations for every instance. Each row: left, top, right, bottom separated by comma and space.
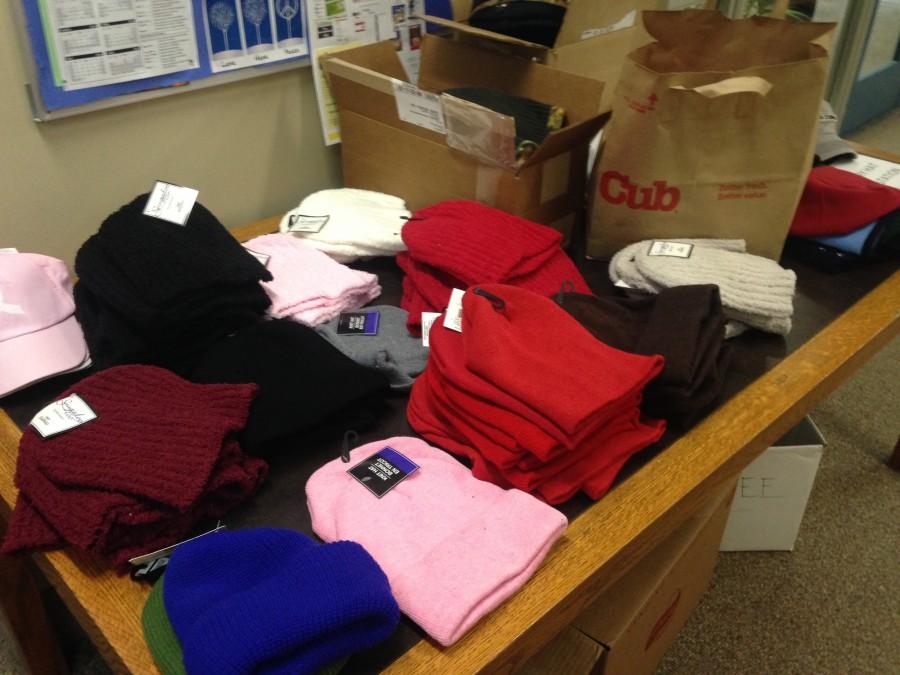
0, 213, 896, 675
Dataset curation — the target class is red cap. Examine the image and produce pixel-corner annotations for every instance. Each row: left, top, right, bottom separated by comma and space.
791, 166, 900, 237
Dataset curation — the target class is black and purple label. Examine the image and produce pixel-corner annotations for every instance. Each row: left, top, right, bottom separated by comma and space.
337, 311, 380, 335
348, 446, 419, 497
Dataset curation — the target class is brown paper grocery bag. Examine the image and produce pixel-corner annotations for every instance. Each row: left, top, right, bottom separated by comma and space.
587, 10, 834, 260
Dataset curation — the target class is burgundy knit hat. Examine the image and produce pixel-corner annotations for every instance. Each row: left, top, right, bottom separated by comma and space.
1, 365, 267, 568
397, 201, 590, 333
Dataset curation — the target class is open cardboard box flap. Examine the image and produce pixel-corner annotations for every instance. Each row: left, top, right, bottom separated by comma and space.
324, 34, 605, 170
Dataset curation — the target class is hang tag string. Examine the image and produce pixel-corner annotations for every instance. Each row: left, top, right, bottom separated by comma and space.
341, 430, 359, 463
472, 287, 506, 311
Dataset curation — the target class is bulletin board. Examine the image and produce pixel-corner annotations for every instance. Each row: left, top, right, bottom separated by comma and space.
14, 0, 309, 121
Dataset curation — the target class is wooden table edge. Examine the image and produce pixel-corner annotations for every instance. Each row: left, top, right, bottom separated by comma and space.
0, 226, 897, 675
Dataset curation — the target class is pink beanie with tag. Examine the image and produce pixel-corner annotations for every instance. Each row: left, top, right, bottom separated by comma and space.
306, 437, 567, 647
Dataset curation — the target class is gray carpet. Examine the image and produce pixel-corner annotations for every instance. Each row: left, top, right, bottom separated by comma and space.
657, 336, 900, 674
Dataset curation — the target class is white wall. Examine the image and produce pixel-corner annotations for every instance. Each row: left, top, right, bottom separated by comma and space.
0, 2, 342, 266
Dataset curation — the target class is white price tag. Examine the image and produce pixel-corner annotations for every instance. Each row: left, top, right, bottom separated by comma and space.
245, 249, 270, 267
392, 79, 446, 134
648, 241, 693, 258
30, 394, 98, 439
0, 248, 18, 254
286, 214, 329, 233
143, 181, 199, 226
443, 288, 465, 333
421, 312, 441, 347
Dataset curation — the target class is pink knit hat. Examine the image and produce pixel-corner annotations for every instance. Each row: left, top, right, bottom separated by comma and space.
243, 234, 381, 326
306, 437, 567, 646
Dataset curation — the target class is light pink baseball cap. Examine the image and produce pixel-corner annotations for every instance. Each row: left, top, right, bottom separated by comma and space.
0, 253, 89, 397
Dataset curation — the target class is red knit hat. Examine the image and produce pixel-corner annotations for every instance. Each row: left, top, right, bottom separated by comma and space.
1, 365, 267, 569
790, 166, 900, 237
398, 201, 591, 333
407, 285, 665, 504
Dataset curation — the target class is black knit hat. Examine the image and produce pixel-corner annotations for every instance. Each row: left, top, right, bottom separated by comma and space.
74, 193, 273, 372
556, 285, 731, 424
189, 319, 390, 453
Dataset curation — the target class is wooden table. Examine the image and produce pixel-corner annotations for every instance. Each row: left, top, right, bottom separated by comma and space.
1, 209, 898, 674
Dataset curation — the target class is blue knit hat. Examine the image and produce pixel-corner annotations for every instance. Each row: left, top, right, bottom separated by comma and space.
163, 528, 399, 674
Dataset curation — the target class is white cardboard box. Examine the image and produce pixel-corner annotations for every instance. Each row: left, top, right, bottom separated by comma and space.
720, 417, 826, 551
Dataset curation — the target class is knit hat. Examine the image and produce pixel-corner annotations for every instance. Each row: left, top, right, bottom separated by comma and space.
142, 577, 187, 675
1, 365, 267, 568
163, 528, 399, 674
555, 285, 730, 423
74, 193, 272, 372
278, 188, 409, 262
189, 319, 389, 452
609, 239, 796, 335
397, 201, 590, 334
242, 234, 381, 326
307, 437, 567, 646
407, 285, 665, 503
0, 253, 90, 398
314, 306, 428, 391
790, 166, 900, 237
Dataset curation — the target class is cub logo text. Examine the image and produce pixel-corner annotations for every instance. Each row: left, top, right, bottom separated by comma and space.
599, 171, 680, 211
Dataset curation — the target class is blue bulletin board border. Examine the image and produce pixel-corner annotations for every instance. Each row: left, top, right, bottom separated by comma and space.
17, 0, 307, 119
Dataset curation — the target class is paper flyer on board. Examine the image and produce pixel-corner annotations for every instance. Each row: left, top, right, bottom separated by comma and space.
39, 0, 199, 91
305, 0, 424, 145
202, 0, 309, 73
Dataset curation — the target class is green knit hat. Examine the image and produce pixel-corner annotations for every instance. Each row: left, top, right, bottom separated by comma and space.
141, 577, 187, 675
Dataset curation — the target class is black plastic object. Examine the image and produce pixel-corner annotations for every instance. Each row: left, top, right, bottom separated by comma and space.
469, 0, 567, 48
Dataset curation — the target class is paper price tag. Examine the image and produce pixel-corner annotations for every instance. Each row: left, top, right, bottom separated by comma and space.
30, 394, 98, 439
392, 79, 446, 134
286, 214, 329, 233
348, 446, 420, 498
443, 288, 465, 332
245, 249, 270, 267
0, 248, 18, 254
581, 10, 636, 40
421, 312, 441, 347
143, 181, 199, 226
337, 311, 380, 335
648, 241, 693, 258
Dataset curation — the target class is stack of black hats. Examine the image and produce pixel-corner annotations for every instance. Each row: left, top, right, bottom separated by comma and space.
74, 194, 273, 374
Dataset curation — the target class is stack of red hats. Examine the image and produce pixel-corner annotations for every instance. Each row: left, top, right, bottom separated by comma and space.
408, 284, 666, 504
1, 365, 267, 570
396, 200, 591, 334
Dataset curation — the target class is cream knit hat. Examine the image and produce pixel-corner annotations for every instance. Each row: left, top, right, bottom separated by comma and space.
279, 189, 409, 262
609, 239, 796, 335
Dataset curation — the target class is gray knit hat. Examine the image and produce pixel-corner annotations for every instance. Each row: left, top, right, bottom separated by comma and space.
315, 305, 428, 390
609, 239, 796, 335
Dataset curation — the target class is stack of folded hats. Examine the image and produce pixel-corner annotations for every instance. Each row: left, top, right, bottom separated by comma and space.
0, 366, 267, 569
307, 437, 567, 646
397, 200, 591, 334
74, 194, 272, 373
190, 319, 390, 453
787, 166, 900, 269
315, 306, 428, 391
242, 233, 381, 326
0, 252, 91, 398
142, 528, 399, 675
609, 239, 797, 335
278, 188, 409, 262
407, 285, 665, 505
555, 285, 730, 424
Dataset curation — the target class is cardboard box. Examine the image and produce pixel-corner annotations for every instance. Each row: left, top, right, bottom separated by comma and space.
423, 1, 717, 113
571, 486, 732, 675
720, 416, 826, 552
324, 34, 606, 238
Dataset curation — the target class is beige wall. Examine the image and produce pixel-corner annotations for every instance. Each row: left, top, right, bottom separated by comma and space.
0, 2, 342, 267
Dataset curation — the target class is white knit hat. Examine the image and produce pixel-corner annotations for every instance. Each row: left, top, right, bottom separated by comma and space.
279, 189, 409, 262
609, 239, 796, 335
